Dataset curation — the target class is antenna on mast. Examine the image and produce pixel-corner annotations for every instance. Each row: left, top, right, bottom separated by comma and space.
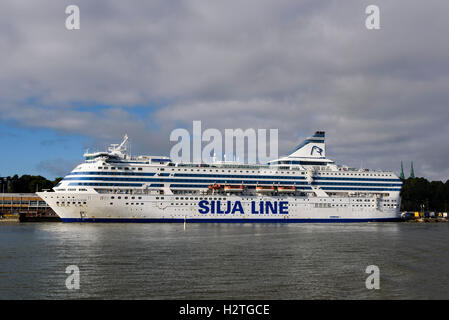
107, 134, 129, 157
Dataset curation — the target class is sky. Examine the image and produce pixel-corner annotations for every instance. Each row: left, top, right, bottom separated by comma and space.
1, 0, 449, 181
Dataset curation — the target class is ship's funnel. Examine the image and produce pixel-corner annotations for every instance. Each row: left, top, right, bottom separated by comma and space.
287, 131, 325, 158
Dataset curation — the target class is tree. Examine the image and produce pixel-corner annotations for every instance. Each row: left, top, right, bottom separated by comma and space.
429, 181, 445, 211
401, 178, 431, 211
5, 175, 61, 193
401, 177, 449, 212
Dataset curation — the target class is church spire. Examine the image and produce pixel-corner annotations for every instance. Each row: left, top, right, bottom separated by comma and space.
400, 161, 405, 180
410, 161, 415, 178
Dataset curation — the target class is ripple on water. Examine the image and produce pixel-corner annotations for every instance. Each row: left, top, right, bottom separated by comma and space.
0, 222, 448, 299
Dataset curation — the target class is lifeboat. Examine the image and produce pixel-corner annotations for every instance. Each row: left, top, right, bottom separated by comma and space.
208, 183, 222, 190
224, 185, 244, 192
277, 186, 296, 193
256, 186, 276, 193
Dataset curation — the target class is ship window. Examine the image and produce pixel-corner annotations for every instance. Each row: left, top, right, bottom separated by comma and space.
138, 168, 142, 171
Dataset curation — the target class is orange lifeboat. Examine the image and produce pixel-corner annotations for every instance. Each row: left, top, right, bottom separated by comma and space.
256, 186, 276, 193
208, 183, 222, 190
224, 185, 244, 192
277, 186, 296, 193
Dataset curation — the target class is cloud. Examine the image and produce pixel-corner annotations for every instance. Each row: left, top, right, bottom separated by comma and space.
1, 0, 449, 180
36, 158, 79, 177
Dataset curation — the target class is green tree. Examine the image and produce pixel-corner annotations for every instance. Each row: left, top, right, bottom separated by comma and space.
52, 177, 63, 186
6, 175, 59, 193
429, 181, 445, 211
401, 177, 449, 212
400, 177, 431, 211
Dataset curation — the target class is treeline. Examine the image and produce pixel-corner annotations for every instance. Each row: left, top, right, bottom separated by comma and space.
401, 177, 449, 212
0, 175, 63, 193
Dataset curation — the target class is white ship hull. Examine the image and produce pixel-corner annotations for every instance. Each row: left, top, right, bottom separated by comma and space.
38, 192, 401, 223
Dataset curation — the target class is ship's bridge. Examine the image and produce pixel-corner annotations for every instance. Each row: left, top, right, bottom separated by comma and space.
84, 134, 130, 162
84, 152, 120, 162
83, 135, 172, 165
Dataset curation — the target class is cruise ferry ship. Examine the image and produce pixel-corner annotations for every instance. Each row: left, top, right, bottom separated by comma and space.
38, 131, 402, 222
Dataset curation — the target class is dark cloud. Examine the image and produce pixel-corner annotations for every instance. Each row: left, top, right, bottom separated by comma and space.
1, 0, 449, 180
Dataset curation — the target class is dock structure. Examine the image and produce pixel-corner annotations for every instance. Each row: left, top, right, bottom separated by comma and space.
401, 211, 449, 222
0, 193, 60, 222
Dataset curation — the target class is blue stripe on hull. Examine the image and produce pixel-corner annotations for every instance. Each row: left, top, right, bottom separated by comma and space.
61, 217, 401, 223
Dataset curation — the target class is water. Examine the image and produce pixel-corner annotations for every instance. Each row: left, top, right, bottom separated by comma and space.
0, 222, 448, 299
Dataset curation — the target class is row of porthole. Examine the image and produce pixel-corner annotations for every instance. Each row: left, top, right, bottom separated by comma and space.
111, 196, 143, 200
56, 201, 86, 205
109, 202, 145, 205
98, 166, 143, 171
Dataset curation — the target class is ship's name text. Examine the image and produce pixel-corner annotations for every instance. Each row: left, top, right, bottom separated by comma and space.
198, 200, 288, 215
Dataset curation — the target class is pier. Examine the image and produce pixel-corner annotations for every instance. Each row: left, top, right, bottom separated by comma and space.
401, 211, 449, 223
0, 193, 60, 222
